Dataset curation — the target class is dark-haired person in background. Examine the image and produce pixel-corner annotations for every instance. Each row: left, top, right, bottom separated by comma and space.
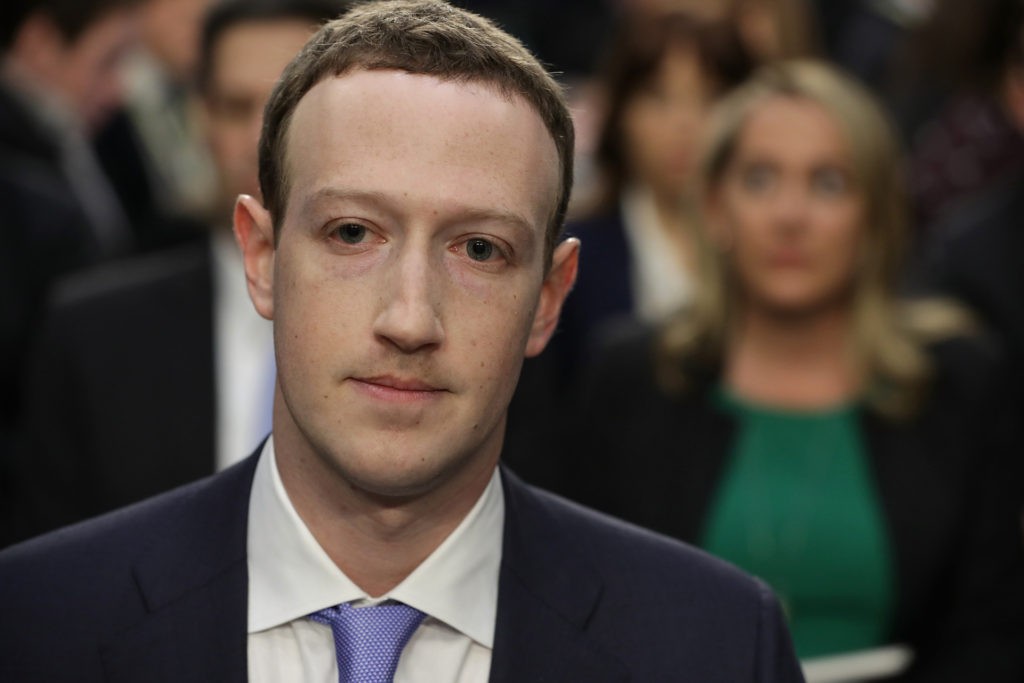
0, 3, 803, 681
504, 10, 753, 487
8, 0, 348, 545
92, 0, 219, 253
0, 0, 141, 547
554, 9, 753, 378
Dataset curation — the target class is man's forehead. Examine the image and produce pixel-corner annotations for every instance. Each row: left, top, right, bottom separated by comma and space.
280, 68, 560, 223
290, 68, 538, 126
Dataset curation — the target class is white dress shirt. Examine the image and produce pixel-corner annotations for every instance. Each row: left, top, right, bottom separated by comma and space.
247, 438, 503, 682
212, 230, 275, 470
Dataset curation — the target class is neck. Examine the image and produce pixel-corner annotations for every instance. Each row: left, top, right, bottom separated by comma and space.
272, 404, 500, 597
726, 302, 859, 408
651, 186, 688, 234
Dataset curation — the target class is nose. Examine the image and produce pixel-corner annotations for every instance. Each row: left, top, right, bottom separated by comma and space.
771, 181, 809, 232
372, 245, 445, 353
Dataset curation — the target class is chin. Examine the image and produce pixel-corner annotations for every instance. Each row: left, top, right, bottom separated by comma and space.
344, 460, 454, 501
757, 290, 851, 319
319, 438, 455, 495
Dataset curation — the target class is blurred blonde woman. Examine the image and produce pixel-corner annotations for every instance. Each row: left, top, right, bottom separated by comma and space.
569, 60, 1024, 678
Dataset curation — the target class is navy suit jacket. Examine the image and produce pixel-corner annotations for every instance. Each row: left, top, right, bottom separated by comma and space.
553, 209, 634, 382
0, 452, 803, 682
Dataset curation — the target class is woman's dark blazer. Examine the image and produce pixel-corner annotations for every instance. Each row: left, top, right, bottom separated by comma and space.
549, 209, 634, 382
565, 325, 1024, 682
502, 209, 633, 486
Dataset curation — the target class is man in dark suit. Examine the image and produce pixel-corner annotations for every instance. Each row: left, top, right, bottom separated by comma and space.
0, 2, 804, 680
10, 0, 347, 543
0, 0, 140, 543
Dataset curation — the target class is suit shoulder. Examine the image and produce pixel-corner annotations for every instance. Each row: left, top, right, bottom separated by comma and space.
0, 456, 256, 679
923, 328, 1009, 400
50, 241, 211, 313
516, 477, 771, 604
0, 455, 255, 597
586, 322, 660, 381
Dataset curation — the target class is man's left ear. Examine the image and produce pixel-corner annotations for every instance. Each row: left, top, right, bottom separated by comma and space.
525, 237, 580, 357
234, 194, 276, 320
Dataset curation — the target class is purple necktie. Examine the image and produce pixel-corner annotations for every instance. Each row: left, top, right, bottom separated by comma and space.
309, 602, 426, 683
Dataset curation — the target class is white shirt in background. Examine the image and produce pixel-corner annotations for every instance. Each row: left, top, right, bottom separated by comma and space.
620, 184, 694, 323
212, 229, 275, 469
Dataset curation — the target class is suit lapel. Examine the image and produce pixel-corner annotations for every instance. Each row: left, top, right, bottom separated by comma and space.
490, 469, 629, 683
99, 453, 259, 682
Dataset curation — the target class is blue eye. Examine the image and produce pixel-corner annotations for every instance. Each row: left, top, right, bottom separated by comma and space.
466, 238, 494, 261
335, 223, 366, 244
811, 167, 849, 196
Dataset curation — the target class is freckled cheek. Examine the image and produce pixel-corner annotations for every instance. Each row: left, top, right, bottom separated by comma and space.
448, 271, 536, 330
275, 262, 370, 361
446, 268, 537, 371
282, 244, 388, 299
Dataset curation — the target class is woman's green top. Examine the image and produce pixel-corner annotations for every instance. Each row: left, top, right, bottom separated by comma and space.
702, 386, 895, 659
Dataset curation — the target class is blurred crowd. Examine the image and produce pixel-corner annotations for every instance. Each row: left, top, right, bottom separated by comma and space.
1, 0, 1023, 680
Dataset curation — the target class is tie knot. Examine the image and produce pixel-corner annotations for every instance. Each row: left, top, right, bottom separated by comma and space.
309, 602, 426, 683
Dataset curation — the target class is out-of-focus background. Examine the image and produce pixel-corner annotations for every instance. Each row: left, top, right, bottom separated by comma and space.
2, 1, 1023, 680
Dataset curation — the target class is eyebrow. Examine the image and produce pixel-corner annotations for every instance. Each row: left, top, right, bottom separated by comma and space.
299, 186, 538, 239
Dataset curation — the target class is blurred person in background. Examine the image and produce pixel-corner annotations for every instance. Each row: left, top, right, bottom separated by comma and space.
93, 0, 219, 252
893, 0, 1024, 245
924, 5, 1024, 400
566, 61, 1024, 679
520, 0, 819, 387
503, 9, 752, 488
8, 0, 348, 545
619, 0, 818, 60
728, 0, 819, 61
0, 0, 141, 544
545, 10, 753, 381
454, 0, 616, 84
815, 0, 927, 93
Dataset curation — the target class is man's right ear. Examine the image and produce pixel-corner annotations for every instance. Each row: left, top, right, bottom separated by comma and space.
234, 194, 275, 320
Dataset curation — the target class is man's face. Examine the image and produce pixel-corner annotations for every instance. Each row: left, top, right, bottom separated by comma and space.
204, 20, 314, 213
239, 70, 577, 501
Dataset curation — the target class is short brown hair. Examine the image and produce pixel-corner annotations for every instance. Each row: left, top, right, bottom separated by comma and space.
258, 0, 574, 261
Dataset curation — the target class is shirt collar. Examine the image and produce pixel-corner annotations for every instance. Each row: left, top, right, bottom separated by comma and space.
247, 438, 504, 648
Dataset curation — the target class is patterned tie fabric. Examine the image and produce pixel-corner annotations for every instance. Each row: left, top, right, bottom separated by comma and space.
309, 602, 426, 683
